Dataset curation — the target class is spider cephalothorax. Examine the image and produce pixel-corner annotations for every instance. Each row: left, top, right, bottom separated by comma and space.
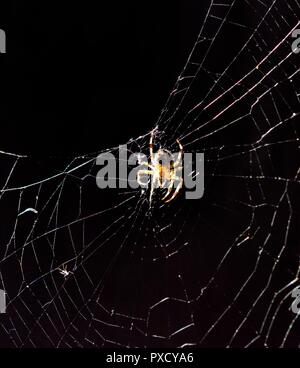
137, 129, 183, 204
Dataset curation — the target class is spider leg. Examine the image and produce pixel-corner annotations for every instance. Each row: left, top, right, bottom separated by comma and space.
150, 129, 155, 162
173, 175, 182, 181
137, 169, 159, 205
149, 174, 159, 205
137, 170, 153, 186
162, 180, 173, 202
171, 139, 183, 172
164, 177, 183, 203
144, 163, 155, 169
173, 161, 182, 168
176, 139, 183, 162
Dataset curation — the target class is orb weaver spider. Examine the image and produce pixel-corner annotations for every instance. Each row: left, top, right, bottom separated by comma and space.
137, 129, 183, 204
57, 264, 73, 278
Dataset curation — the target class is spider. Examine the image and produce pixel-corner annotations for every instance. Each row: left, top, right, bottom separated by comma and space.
58, 264, 73, 278
137, 129, 183, 204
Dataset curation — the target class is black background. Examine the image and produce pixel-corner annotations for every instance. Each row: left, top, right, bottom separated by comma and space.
0, 0, 205, 155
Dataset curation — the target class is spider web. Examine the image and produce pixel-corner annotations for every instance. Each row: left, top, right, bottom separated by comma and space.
0, 0, 300, 348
